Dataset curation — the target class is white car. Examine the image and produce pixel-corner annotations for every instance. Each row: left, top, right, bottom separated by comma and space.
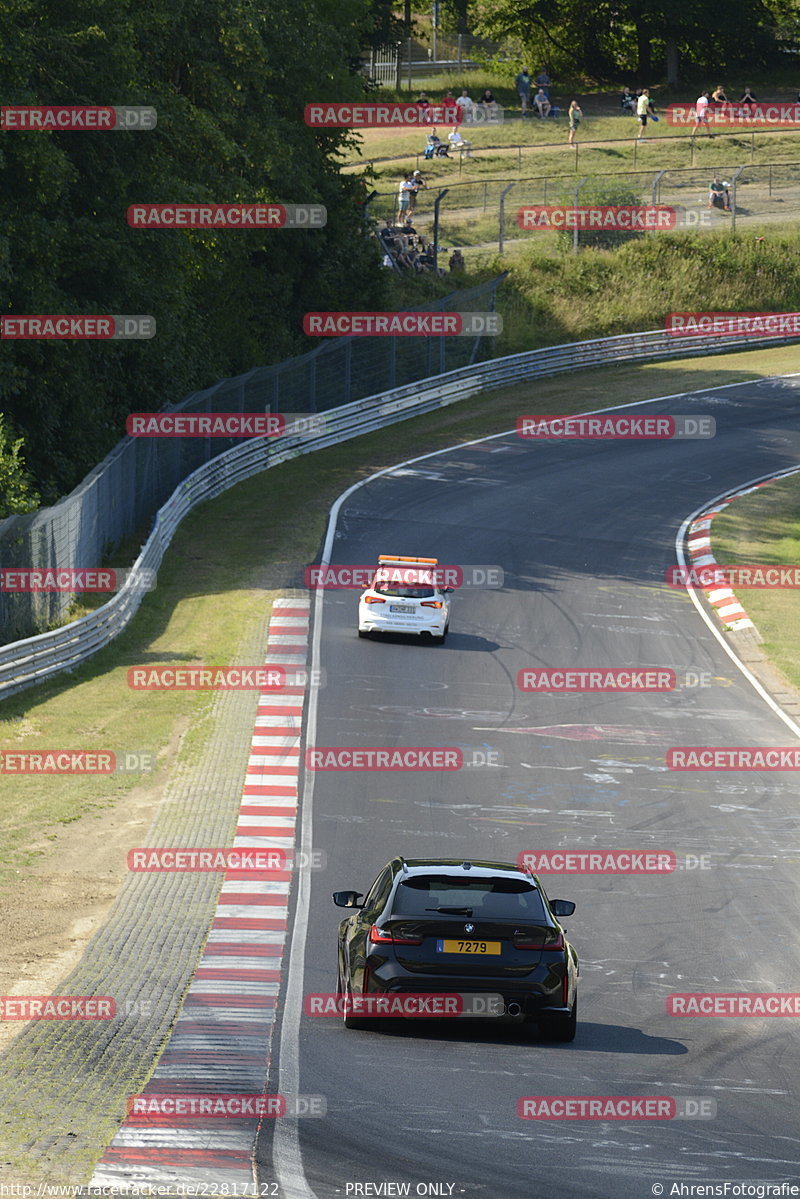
358, 555, 452, 643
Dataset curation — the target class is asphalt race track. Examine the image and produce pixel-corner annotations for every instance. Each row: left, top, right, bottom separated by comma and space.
261, 376, 800, 1199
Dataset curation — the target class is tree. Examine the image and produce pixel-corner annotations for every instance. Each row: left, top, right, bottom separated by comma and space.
0, 416, 40, 517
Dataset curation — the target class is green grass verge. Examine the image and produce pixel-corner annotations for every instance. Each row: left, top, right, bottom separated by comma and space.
1, 340, 799, 896
711, 470, 800, 691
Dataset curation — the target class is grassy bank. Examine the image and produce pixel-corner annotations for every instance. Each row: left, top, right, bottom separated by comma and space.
711, 471, 800, 692
453, 229, 800, 356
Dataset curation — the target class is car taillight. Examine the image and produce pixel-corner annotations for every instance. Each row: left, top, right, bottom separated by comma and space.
364, 596, 386, 604
515, 933, 564, 950
369, 924, 423, 946
420, 600, 443, 609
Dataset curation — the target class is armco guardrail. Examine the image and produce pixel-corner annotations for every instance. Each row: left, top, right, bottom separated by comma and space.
0, 326, 794, 698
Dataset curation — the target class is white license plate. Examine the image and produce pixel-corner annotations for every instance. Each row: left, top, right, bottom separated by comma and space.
389, 605, 414, 614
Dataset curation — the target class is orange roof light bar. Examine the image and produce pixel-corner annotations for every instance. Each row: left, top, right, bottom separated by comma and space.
377, 555, 439, 566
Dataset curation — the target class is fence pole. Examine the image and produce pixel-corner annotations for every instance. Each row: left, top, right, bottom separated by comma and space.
433, 187, 449, 270
651, 169, 666, 238
498, 181, 516, 255
395, 43, 402, 91
407, 37, 412, 90
483, 180, 488, 212
457, 33, 462, 70
769, 163, 772, 197
573, 177, 587, 255
518, 144, 522, 172
730, 164, 744, 233
751, 131, 755, 162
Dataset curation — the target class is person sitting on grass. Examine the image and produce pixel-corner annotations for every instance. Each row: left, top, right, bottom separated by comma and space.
534, 88, 551, 118
708, 175, 730, 210
620, 86, 636, 113
477, 89, 498, 118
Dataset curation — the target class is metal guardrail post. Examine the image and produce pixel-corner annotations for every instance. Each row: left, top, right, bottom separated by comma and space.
433, 187, 449, 271
498, 182, 516, 255
730, 165, 744, 232
651, 169, 666, 238
573, 177, 587, 255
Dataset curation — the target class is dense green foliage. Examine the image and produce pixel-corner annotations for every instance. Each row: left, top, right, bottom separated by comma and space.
467, 0, 800, 83
0, 0, 387, 502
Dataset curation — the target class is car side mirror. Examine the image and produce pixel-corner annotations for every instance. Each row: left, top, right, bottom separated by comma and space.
441, 587, 454, 594
332, 890, 364, 908
550, 899, 575, 917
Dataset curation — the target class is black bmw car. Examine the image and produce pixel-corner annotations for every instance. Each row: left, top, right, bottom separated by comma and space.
333, 857, 579, 1040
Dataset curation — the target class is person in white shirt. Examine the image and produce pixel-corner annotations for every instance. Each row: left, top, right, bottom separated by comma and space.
692, 91, 712, 136
448, 126, 473, 156
455, 89, 474, 123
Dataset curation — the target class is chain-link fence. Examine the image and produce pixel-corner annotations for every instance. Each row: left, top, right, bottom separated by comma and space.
0, 275, 505, 643
367, 161, 800, 256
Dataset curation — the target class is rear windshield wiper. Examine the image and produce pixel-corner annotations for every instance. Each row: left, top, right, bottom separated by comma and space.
425, 906, 474, 915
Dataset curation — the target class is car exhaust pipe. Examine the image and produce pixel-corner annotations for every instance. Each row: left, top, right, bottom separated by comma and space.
506, 1001, 522, 1017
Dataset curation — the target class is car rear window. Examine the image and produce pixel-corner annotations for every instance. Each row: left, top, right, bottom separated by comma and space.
373, 584, 435, 598
392, 875, 548, 920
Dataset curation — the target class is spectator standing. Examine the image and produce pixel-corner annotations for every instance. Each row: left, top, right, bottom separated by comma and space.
396, 173, 413, 222
408, 170, 426, 214
449, 248, 465, 273
711, 85, 728, 105
416, 91, 430, 109
692, 91, 712, 136
455, 88, 474, 123
568, 100, 582, 144
535, 68, 551, 98
636, 88, 655, 139
534, 88, 551, 118
516, 67, 532, 114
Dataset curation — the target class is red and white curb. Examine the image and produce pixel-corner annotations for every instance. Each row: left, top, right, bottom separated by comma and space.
91, 596, 310, 1194
686, 483, 776, 631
